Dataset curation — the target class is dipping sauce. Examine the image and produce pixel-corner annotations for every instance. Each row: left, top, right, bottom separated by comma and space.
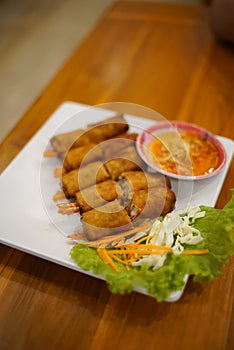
149, 130, 220, 176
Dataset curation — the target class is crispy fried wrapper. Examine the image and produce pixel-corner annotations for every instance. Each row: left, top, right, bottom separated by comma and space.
50, 129, 85, 155
82, 200, 133, 241
72, 114, 129, 149
101, 133, 138, 159
62, 161, 110, 197
63, 143, 103, 171
104, 145, 144, 180
75, 180, 123, 213
87, 114, 128, 129
126, 187, 176, 219
50, 114, 129, 155
118, 170, 171, 194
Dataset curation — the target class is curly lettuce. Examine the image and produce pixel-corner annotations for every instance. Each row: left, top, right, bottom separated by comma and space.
70, 189, 234, 302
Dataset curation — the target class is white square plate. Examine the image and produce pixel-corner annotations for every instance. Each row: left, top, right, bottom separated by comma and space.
0, 102, 233, 302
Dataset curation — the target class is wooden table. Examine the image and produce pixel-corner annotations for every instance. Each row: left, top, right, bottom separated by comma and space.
0, 2, 233, 349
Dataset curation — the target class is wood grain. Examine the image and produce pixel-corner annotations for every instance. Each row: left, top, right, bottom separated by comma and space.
0, 2, 233, 349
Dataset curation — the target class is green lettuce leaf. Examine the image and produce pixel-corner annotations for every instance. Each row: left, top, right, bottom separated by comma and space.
70, 189, 234, 302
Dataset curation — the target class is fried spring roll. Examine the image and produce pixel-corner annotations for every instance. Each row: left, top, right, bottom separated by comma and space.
104, 146, 144, 180
62, 161, 110, 197
118, 171, 171, 194
75, 180, 123, 212
50, 114, 128, 155
120, 145, 142, 160
113, 132, 138, 141
101, 134, 138, 160
127, 187, 176, 219
82, 200, 132, 241
104, 159, 139, 180
50, 129, 85, 155
63, 143, 103, 171
87, 114, 128, 128
68, 114, 128, 150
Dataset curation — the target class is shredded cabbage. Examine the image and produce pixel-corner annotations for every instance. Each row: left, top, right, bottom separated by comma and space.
127, 207, 206, 269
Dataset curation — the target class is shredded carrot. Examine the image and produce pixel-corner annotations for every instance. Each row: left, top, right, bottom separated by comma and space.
111, 255, 131, 271
95, 243, 209, 272
135, 235, 150, 244
97, 248, 106, 265
97, 248, 119, 272
116, 225, 152, 237
108, 249, 164, 256
118, 243, 173, 252
108, 252, 126, 265
81, 224, 152, 248
118, 243, 209, 255
181, 249, 209, 255
79, 224, 209, 272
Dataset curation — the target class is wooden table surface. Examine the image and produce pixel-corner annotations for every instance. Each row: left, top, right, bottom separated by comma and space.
0, 2, 233, 349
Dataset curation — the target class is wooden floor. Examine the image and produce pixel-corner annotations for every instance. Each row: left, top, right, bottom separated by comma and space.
0, 0, 201, 143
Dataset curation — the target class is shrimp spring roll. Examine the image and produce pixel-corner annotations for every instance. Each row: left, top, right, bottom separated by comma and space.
113, 132, 138, 141
50, 129, 85, 155
62, 161, 110, 197
102, 134, 138, 160
118, 171, 171, 195
82, 200, 132, 241
127, 187, 176, 219
66, 114, 129, 150
50, 114, 128, 155
63, 143, 103, 171
87, 114, 128, 128
75, 180, 123, 212
104, 146, 144, 180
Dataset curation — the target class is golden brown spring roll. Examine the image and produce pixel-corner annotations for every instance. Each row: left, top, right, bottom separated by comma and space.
50, 114, 128, 155
82, 200, 132, 241
104, 145, 144, 180
126, 187, 176, 219
101, 134, 138, 160
120, 145, 143, 160
50, 129, 85, 155
104, 158, 140, 181
75, 180, 123, 212
67, 114, 128, 150
87, 114, 127, 128
63, 143, 103, 171
118, 171, 171, 195
113, 132, 138, 141
62, 161, 110, 197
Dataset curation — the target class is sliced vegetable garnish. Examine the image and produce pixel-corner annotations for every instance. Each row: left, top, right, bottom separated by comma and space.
70, 189, 234, 302
96, 245, 209, 273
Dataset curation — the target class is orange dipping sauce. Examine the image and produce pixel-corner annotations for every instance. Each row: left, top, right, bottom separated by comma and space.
149, 130, 219, 176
